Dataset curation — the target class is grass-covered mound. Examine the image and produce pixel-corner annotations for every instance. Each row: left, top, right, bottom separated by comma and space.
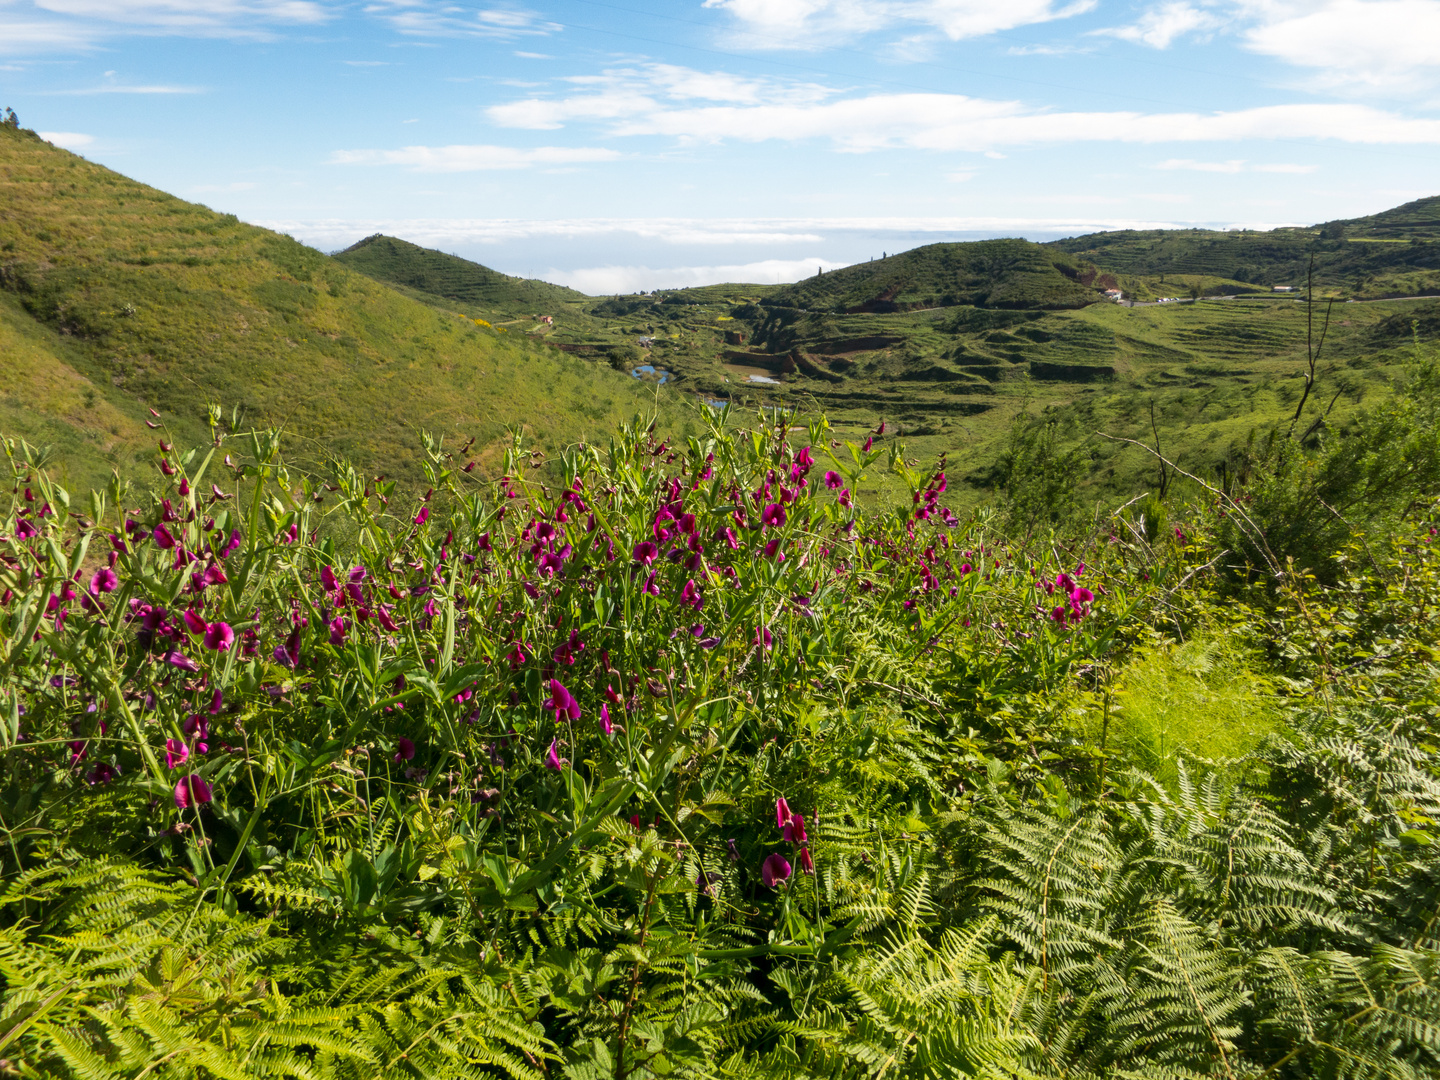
1, 381, 1437, 1078
0, 124, 648, 491
333, 234, 590, 312
765, 239, 1101, 313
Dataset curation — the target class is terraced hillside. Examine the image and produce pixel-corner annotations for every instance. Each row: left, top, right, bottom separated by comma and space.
1052, 196, 1440, 297
0, 125, 648, 490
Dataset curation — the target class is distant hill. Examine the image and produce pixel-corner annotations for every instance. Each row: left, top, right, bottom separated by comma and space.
1052, 196, 1440, 296
0, 126, 646, 490
334, 234, 588, 312
1329, 195, 1440, 240
764, 239, 1101, 314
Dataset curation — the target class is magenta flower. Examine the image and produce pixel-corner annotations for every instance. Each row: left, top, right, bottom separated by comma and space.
545, 738, 564, 771
721, 527, 741, 550
165, 738, 189, 769
824, 470, 843, 490
680, 578, 702, 612
89, 567, 118, 595
761, 852, 792, 888
782, 813, 808, 844
393, 737, 415, 763
162, 650, 200, 672
797, 847, 815, 875
776, 796, 793, 829
275, 626, 301, 668
632, 540, 659, 566
174, 774, 213, 809
414, 506, 430, 526
544, 678, 582, 722
208, 688, 223, 714
15, 519, 37, 540
642, 572, 660, 597
321, 565, 339, 591
762, 538, 783, 561
761, 503, 786, 529
328, 617, 347, 646
600, 702, 613, 735
153, 524, 175, 549
203, 621, 234, 652
1070, 586, 1094, 605
182, 608, 207, 636
752, 626, 773, 650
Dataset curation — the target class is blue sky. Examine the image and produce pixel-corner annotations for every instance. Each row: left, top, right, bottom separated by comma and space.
3, 0, 1439, 292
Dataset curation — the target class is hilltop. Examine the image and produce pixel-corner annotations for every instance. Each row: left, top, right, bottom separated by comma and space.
0, 125, 649, 490
333, 233, 589, 314
763, 239, 1102, 313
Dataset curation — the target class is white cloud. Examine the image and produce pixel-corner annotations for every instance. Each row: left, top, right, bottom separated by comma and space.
489, 68, 1440, 151
262, 216, 1234, 256
329, 144, 622, 172
488, 63, 832, 130
1093, 1, 1222, 48
45, 82, 205, 93
701, 0, 1097, 47
1154, 158, 1317, 174
365, 1, 560, 39
0, 0, 333, 52
38, 130, 93, 147
1155, 158, 1246, 172
546, 258, 849, 295
945, 170, 975, 181
1241, 1, 1440, 95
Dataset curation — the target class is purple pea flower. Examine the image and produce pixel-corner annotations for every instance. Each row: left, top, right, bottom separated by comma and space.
414, 506, 429, 526
600, 702, 612, 735
394, 737, 415, 763
329, 617, 347, 646
824, 470, 843, 490
174, 774, 213, 809
203, 621, 234, 652
776, 797, 793, 829
761, 503, 786, 529
761, 852, 792, 888
182, 608, 208, 636
153, 524, 175, 549
632, 541, 659, 566
165, 738, 189, 769
544, 678, 582, 722
782, 813, 808, 844
545, 739, 564, 771
89, 567, 118, 595
797, 847, 814, 875
162, 650, 200, 672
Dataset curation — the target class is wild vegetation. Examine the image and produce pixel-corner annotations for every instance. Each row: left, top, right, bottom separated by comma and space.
3, 116, 1440, 1078
2, 321, 1440, 1076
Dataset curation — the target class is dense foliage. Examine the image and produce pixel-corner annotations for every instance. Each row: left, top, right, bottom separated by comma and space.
0, 393, 1438, 1079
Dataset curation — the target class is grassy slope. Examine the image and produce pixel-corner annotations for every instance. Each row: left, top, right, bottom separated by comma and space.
0, 126, 650, 486
763, 239, 1101, 312
333, 234, 590, 312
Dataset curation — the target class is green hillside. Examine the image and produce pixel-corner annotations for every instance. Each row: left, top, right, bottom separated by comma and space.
1330, 193, 1440, 239
0, 124, 647, 490
763, 238, 1102, 313
333, 233, 590, 313
1051, 197, 1440, 297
